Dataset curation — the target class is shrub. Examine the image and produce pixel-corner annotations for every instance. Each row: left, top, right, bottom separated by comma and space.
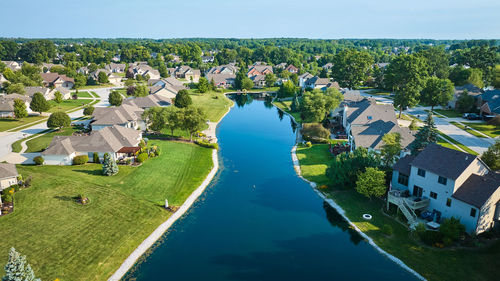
414, 222, 426, 235
194, 140, 219, 149
149, 152, 155, 158
83, 106, 95, 116
72, 155, 89, 165
381, 224, 393, 236
305, 141, 312, 148
33, 156, 44, 165
439, 217, 466, 242
1, 193, 13, 203
93, 152, 100, 164
11, 184, 20, 192
137, 153, 148, 163
301, 123, 330, 143
154, 147, 161, 156
23, 176, 32, 188
409, 119, 418, 131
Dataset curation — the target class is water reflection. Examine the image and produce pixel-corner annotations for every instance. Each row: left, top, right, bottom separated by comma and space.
233, 93, 254, 107
323, 202, 364, 245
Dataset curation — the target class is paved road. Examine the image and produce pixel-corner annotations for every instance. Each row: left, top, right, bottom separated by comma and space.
0, 87, 116, 162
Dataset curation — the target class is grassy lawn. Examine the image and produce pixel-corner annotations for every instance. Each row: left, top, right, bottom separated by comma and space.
75, 91, 93, 98
433, 109, 462, 118
366, 89, 392, 96
273, 100, 302, 123
0, 141, 213, 281
0, 116, 46, 132
296, 144, 500, 281
437, 139, 461, 152
437, 131, 478, 155
450, 121, 487, 138
48, 99, 93, 113
189, 91, 233, 122
77, 84, 114, 90
462, 122, 500, 138
24, 127, 77, 153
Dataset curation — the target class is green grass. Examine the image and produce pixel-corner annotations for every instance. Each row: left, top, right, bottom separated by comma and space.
75, 91, 92, 98
0, 141, 213, 281
462, 122, 500, 138
450, 121, 487, 138
77, 84, 114, 90
189, 91, 233, 122
433, 109, 462, 118
273, 100, 303, 123
437, 139, 461, 151
296, 144, 500, 281
24, 127, 77, 153
366, 89, 391, 96
437, 131, 479, 155
0, 116, 47, 132
48, 99, 93, 113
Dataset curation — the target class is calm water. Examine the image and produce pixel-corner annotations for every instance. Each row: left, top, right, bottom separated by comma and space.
124, 97, 417, 281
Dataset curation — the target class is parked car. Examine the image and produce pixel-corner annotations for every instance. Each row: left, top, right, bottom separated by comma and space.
463, 113, 481, 120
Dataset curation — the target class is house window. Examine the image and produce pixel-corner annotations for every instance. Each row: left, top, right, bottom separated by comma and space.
417, 168, 426, 177
438, 176, 447, 185
470, 208, 477, 217
446, 198, 452, 207
430, 192, 438, 199
397, 173, 409, 186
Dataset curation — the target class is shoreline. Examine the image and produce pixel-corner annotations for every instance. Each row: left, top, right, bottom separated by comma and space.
290, 145, 426, 281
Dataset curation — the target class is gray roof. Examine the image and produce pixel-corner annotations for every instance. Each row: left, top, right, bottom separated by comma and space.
480, 90, 500, 114
411, 143, 477, 180
205, 73, 235, 85
452, 173, 500, 208
0, 163, 18, 179
393, 155, 416, 176
124, 94, 172, 109
92, 104, 143, 126
24, 87, 50, 98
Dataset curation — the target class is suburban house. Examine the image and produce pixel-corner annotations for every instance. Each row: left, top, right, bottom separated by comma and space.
149, 77, 186, 92
448, 84, 482, 109
91, 104, 144, 131
299, 72, 314, 88
105, 63, 126, 73
0, 163, 19, 191
1, 61, 22, 71
54, 87, 71, 99
149, 84, 178, 99
206, 64, 238, 75
0, 74, 7, 86
247, 65, 273, 77
168, 65, 201, 82
275, 62, 287, 69
390, 143, 500, 234
77, 66, 89, 75
123, 93, 172, 109
285, 64, 299, 74
41, 63, 64, 73
201, 56, 214, 63
205, 73, 236, 89
129, 64, 161, 80
42, 125, 143, 165
478, 89, 500, 116
304, 76, 340, 91
341, 97, 414, 151
25, 86, 54, 100
40, 73, 75, 89
251, 75, 267, 88
0, 94, 31, 117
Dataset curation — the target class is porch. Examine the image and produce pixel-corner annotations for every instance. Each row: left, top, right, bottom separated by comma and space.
387, 189, 430, 228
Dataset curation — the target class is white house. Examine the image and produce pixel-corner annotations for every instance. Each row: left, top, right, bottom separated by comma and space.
0, 163, 19, 191
390, 143, 500, 234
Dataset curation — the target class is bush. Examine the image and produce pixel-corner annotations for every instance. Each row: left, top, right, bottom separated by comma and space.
301, 123, 330, 143
305, 141, 312, 148
72, 155, 89, 165
137, 153, 148, 163
194, 140, 219, 149
11, 184, 20, 192
83, 106, 95, 116
1, 193, 13, 203
93, 152, 100, 164
381, 224, 393, 236
439, 217, 466, 242
33, 156, 44, 165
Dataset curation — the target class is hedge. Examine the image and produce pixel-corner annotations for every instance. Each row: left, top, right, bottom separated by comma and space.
72, 155, 89, 165
195, 140, 219, 149
137, 153, 148, 163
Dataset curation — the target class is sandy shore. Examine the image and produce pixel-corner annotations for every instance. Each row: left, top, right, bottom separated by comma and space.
290, 145, 426, 281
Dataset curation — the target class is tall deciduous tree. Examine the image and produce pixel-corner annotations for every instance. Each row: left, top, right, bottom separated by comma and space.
410, 113, 438, 155
356, 167, 386, 200
420, 77, 455, 110
385, 54, 428, 117
47, 111, 71, 130
331, 49, 374, 89
456, 90, 475, 113
481, 141, 500, 171
97, 71, 109, 84
29, 92, 51, 114
265, 73, 277, 87
108, 91, 123, 106
417, 46, 450, 78
300, 88, 343, 122
277, 80, 297, 98
181, 107, 207, 140
13, 98, 28, 119
241, 78, 254, 90
381, 132, 402, 167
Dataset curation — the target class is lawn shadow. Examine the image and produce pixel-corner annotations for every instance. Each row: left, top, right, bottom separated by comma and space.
73, 169, 103, 176
53, 195, 76, 202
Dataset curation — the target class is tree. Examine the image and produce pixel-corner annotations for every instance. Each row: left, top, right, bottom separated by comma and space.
319, 68, 328, 78
47, 111, 71, 130
265, 73, 277, 87
494, 65, 500, 89
410, 113, 438, 155
356, 167, 386, 200
13, 98, 28, 119
2, 247, 40, 281
481, 141, 500, 171
181, 107, 207, 140
234, 68, 247, 90
417, 46, 450, 78
109, 91, 123, 106
134, 85, 149, 97
165, 106, 184, 136
83, 105, 94, 116
241, 78, 254, 90
54, 91, 63, 103
290, 94, 300, 112
300, 88, 343, 122
455, 90, 475, 113
385, 54, 429, 117
331, 49, 374, 89
381, 132, 402, 167
326, 147, 381, 188
197, 77, 210, 93
420, 77, 454, 111
277, 80, 297, 98
29, 92, 51, 114
6, 83, 26, 95
174, 89, 192, 108
467, 68, 484, 89
97, 71, 109, 84
142, 106, 168, 133
102, 153, 119, 176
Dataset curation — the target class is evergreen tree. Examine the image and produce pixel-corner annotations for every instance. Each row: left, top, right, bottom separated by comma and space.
2, 247, 40, 281
54, 91, 63, 103
29, 92, 51, 114
13, 99, 28, 119
410, 113, 438, 155
290, 94, 300, 112
102, 153, 119, 176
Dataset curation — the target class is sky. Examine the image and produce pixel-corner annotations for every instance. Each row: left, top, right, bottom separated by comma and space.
1, 0, 499, 39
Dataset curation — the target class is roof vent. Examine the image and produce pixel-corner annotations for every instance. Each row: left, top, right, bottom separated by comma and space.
465, 156, 468, 161
367, 116, 373, 121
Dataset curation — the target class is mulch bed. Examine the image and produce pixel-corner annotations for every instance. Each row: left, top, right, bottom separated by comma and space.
0, 202, 14, 216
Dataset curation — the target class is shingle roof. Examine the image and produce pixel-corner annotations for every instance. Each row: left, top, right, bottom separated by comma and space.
0, 163, 18, 179
393, 155, 416, 176
452, 173, 500, 208
480, 90, 500, 114
411, 143, 478, 180
43, 137, 76, 155
124, 94, 172, 109
92, 104, 143, 126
